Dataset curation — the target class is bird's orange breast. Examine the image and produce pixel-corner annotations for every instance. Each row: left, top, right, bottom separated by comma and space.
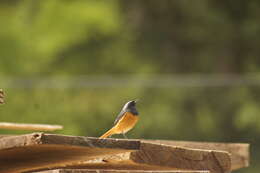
113, 112, 139, 134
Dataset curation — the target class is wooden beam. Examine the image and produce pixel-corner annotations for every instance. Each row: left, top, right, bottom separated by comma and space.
144, 140, 249, 170
0, 133, 231, 173
0, 135, 10, 139
0, 89, 4, 104
0, 135, 249, 172
36, 169, 210, 173
0, 134, 235, 173
0, 133, 140, 173
76, 142, 230, 173
0, 122, 63, 131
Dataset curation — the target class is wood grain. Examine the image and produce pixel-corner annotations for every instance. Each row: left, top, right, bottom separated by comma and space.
0, 133, 248, 173
0, 133, 140, 173
144, 140, 249, 170
74, 142, 230, 173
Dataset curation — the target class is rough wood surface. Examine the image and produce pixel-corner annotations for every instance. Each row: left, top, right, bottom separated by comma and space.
0, 133, 237, 173
0, 133, 140, 173
0, 122, 63, 131
73, 142, 230, 173
144, 140, 249, 170
0, 135, 11, 139
35, 169, 210, 173
0, 89, 4, 104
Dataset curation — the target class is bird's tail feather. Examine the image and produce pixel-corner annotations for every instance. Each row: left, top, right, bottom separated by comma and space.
100, 128, 116, 138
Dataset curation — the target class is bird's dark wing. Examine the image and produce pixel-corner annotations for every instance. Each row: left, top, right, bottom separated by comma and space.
114, 109, 127, 125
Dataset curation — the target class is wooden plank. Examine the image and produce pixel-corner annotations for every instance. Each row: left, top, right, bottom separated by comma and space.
0, 134, 231, 173
0, 135, 249, 173
144, 140, 249, 170
35, 169, 210, 173
0, 135, 10, 139
0, 89, 4, 104
0, 133, 140, 173
73, 142, 230, 173
0, 122, 63, 131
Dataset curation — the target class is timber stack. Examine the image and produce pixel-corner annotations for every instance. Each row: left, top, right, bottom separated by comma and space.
0, 133, 249, 173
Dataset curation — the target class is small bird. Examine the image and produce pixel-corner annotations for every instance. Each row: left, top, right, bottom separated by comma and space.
100, 100, 139, 139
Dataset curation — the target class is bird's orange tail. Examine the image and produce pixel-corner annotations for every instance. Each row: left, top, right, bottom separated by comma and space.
100, 127, 116, 138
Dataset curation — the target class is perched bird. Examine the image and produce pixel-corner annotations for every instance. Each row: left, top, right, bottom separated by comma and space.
100, 100, 139, 139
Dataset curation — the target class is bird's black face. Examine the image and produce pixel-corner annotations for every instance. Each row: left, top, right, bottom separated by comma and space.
128, 101, 136, 107
123, 100, 139, 115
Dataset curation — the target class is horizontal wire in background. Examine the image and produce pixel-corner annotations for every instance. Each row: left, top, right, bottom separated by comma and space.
1, 74, 260, 88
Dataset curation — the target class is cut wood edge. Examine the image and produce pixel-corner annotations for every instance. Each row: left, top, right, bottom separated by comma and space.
62, 142, 231, 173
0, 122, 63, 131
133, 142, 231, 173
143, 139, 249, 170
0, 133, 141, 173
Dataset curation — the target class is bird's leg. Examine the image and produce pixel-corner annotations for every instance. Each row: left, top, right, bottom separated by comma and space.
122, 133, 128, 139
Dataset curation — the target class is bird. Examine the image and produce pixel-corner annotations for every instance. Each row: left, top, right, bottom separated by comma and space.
100, 100, 139, 139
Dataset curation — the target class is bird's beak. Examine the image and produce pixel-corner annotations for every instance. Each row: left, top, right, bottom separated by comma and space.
135, 99, 139, 103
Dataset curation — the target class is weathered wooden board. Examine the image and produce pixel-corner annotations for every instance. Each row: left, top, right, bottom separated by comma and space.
71, 142, 230, 173
0, 122, 63, 131
0, 133, 239, 173
35, 169, 210, 173
0, 135, 10, 139
144, 140, 249, 170
0, 133, 140, 173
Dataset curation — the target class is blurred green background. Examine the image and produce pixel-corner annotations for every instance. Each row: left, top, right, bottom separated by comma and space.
0, 0, 260, 172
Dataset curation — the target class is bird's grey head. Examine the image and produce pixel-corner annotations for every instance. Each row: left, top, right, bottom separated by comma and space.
122, 100, 138, 115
